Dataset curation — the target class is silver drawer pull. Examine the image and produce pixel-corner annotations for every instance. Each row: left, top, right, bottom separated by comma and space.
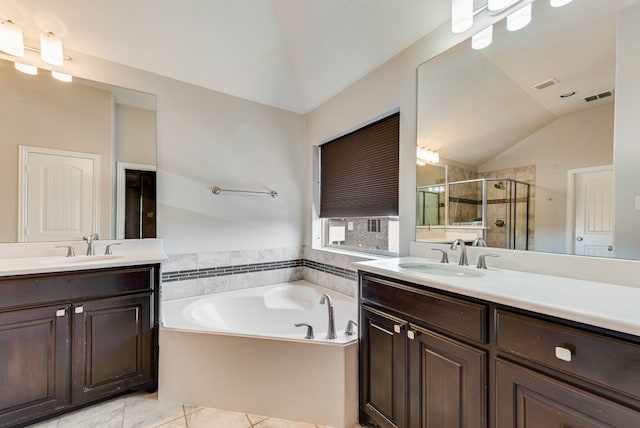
407, 330, 416, 340
555, 346, 573, 362
394, 324, 401, 334
56, 309, 66, 317
74, 306, 84, 314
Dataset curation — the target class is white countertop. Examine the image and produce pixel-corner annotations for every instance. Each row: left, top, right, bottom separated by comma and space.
353, 257, 640, 337
0, 251, 168, 277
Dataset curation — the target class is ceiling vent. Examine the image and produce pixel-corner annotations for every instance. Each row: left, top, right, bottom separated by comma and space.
584, 89, 614, 103
532, 78, 559, 90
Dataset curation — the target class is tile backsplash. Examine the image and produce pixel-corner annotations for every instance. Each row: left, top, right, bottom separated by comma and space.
161, 246, 374, 301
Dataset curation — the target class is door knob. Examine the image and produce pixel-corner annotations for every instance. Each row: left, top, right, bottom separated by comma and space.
576, 236, 583, 241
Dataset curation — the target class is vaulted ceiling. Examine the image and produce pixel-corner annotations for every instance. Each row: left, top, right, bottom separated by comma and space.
0, 0, 452, 113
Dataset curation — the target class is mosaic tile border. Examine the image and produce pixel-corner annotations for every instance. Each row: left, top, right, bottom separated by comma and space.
162, 259, 357, 283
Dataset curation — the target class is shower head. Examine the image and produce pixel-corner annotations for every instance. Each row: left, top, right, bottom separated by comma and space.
494, 181, 505, 190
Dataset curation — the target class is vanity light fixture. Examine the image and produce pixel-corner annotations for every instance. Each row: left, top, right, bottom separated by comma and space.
451, 0, 474, 33
40, 32, 64, 66
416, 146, 440, 166
472, 25, 493, 50
507, 3, 532, 31
14, 62, 37, 75
51, 70, 72, 82
452, 0, 572, 50
0, 20, 24, 57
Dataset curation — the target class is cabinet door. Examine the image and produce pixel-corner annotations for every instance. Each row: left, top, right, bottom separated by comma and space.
360, 305, 408, 428
72, 294, 152, 403
496, 359, 640, 427
408, 325, 486, 428
0, 305, 70, 426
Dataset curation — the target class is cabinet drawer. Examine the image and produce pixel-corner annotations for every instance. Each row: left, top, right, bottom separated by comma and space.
361, 276, 487, 342
496, 310, 640, 400
0, 266, 156, 310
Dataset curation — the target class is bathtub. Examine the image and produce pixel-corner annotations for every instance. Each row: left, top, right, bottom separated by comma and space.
158, 280, 358, 428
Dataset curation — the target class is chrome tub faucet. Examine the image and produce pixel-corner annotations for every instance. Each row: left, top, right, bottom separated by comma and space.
319, 294, 337, 340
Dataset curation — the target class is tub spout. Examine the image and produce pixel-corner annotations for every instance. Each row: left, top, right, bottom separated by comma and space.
319, 294, 337, 340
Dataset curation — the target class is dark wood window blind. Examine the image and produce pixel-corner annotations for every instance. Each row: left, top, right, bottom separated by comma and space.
320, 112, 399, 218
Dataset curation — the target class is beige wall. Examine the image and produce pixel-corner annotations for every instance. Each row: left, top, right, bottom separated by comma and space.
116, 104, 156, 165
0, 61, 112, 242
479, 103, 614, 254
304, 12, 502, 255
3, 46, 307, 256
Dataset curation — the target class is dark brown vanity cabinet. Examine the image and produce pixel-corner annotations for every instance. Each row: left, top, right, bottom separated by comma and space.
72, 294, 153, 404
359, 275, 488, 428
0, 265, 159, 428
495, 310, 640, 427
0, 305, 71, 426
358, 273, 640, 428
360, 305, 408, 427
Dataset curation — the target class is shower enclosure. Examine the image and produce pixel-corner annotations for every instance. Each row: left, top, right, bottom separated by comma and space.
448, 178, 531, 250
416, 184, 446, 226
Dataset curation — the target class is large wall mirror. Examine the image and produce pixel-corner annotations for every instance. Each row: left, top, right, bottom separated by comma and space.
0, 58, 157, 243
416, 0, 638, 259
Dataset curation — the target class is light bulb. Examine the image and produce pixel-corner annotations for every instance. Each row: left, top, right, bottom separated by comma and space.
451, 0, 474, 33
0, 20, 24, 57
40, 32, 64, 66
51, 70, 73, 82
15, 62, 37, 75
472, 25, 493, 50
507, 3, 532, 31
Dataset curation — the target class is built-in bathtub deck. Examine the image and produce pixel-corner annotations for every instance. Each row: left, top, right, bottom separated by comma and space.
159, 281, 358, 428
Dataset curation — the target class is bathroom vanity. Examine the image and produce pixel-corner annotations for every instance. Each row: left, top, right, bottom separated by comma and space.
354, 258, 640, 428
0, 251, 164, 428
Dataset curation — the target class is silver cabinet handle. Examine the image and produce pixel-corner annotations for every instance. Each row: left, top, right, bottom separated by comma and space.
74, 306, 84, 314
56, 309, 66, 317
393, 324, 402, 334
555, 346, 573, 362
407, 330, 416, 340
576, 236, 584, 241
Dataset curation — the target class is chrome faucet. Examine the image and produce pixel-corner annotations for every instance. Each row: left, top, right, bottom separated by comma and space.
83, 234, 100, 256
450, 239, 468, 266
472, 238, 487, 247
345, 320, 358, 336
319, 294, 337, 340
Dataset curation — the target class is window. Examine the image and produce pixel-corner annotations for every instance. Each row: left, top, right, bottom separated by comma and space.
319, 112, 399, 255
367, 219, 381, 232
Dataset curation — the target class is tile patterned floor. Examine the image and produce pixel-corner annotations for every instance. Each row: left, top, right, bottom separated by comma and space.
26, 392, 362, 428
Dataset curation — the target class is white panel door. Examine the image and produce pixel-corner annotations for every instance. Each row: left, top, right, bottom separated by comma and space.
574, 168, 613, 257
20, 147, 99, 242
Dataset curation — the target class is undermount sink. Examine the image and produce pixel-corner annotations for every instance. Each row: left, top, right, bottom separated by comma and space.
398, 262, 485, 278
41, 255, 123, 264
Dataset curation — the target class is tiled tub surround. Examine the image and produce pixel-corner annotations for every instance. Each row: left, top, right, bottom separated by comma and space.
159, 282, 358, 428
161, 247, 371, 300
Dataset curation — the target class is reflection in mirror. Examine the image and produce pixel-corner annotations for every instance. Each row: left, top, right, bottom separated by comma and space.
0, 58, 157, 243
415, 0, 635, 257
416, 163, 446, 227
